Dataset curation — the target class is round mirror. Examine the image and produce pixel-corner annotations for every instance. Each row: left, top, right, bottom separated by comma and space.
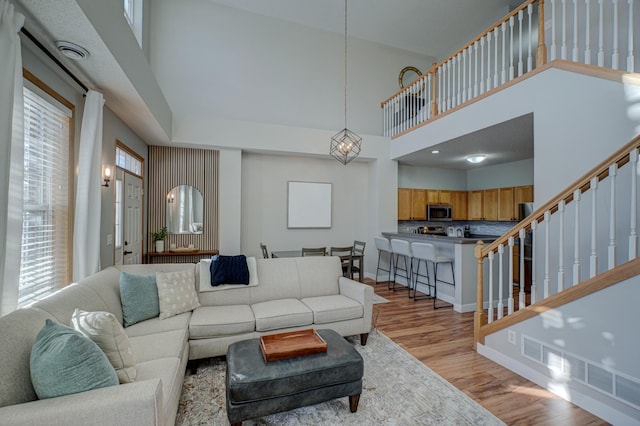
398, 66, 422, 89
166, 185, 204, 234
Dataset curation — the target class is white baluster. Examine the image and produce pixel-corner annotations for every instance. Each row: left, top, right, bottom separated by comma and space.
609, 163, 617, 269
488, 251, 495, 323
468, 47, 473, 100
612, 0, 619, 70
508, 236, 515, 314
573, 189, 582, 285
551, 0, 557, 60
474, 41, 479, 97
573, 0, 579, 61
590, 177, 599, 277
427, 74, 432, 121
628, 0, 635, 72
527, 4, 534, 71
487, 31, 493, 90
519, 228, 526, 309
446, 61, 451, 111
494, 27, 499, 88
502, 21, 508, 84
508, 17, 514, 81
544, 210, 551, 298
456, 53, 462, 106
585, 0, 592, 64
518, 10, 524, 76
497, 244, 504, 319
481, 36, 487, 93
561, 0, 568, 59
557, 200, 566, 292
531, 219, 538, 303
598, 0, 605, 66
462, 50, 467, 103
438, 67, 443, 114
630, 148, 638, 259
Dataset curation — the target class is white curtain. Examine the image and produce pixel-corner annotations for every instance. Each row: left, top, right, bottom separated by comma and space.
73, 90, 104, 281
0, 0, 24, 315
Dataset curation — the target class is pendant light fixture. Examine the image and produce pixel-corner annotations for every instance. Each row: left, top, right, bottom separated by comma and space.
330, 0, 361, 165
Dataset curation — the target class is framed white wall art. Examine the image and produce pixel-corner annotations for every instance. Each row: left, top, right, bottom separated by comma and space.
287, 181, 332, 228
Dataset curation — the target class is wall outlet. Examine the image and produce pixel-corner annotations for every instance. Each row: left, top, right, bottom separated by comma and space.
507, 329, 517, 345
106, 234, 113, 246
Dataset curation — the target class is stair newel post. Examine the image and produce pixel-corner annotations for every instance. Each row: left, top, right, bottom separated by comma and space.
608, 163, 618, 270
519, 228, 526, 309
531, 219, 538, 303
543, 210, 551, 298
537, 0, 548, 67
557, 200, 566, 292
497, 243, 505, 319
590, 177, 599, 277
474, 241, 487, 348
573, 189, 582, 286
629, 148, 638, 260
508, 236, 515, 314
431, 62, 438, 118
488, 250, 495, 323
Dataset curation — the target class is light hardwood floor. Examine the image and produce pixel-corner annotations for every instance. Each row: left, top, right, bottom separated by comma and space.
367, 279, 609, 426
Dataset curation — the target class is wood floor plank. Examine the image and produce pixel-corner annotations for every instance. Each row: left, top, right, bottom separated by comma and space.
368, 280, 609, 425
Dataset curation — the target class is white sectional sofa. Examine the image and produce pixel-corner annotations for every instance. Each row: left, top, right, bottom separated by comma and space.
0, 255, 373, 426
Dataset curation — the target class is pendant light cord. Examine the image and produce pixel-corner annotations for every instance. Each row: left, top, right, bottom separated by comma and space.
344, 0, 348, 130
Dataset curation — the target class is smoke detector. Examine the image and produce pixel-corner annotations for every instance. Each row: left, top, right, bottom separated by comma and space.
55, 41, 90, 60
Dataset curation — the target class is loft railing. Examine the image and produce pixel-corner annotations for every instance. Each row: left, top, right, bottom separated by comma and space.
381, 0, 637, 138
473, 134, 640, 347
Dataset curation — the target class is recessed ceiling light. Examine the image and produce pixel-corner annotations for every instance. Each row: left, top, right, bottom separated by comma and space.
55, 41, 90, 60
466, 154, 487, 164
432, 150, 440, 154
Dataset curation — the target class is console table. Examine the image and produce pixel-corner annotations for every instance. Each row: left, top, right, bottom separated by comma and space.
145, 249, 219, 264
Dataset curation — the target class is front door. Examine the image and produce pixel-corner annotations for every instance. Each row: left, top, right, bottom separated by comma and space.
123, 172, 143, 264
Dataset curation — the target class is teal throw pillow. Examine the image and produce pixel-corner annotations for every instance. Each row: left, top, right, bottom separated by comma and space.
120, 271, 160, 327
30, 320, 119, 399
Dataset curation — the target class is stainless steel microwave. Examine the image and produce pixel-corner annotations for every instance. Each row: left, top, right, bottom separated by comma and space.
427, 204, 453, 221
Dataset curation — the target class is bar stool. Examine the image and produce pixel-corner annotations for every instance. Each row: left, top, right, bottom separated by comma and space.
409, 242, 435, 303
374, 237, 394, 286
389, 239, 413, 296
427, 243, 455, 309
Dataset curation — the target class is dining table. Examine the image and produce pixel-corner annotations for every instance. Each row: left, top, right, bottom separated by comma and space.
269, 249, 363, 282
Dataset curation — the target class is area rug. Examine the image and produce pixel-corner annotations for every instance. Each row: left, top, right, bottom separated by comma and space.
372, 293, 390, 304
175, 330, 505, 425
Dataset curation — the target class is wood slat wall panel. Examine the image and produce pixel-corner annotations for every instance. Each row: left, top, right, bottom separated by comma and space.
148, 146, 219, 263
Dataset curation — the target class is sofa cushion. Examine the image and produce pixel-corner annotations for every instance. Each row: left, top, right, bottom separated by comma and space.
31, 284, 112, 325
251, 299, 313, 332
135, 357, 183, 423
301, 295, 364, 324
129, 329, 188, 363
124, 312, 191, 338
210, 255, 249, 286
156, 269, 200, 319
190, 305, 255, 339
71, 309, 137, 383
119, 272, 160, 327
30, 320, 119, 399
296, 256, 342, 298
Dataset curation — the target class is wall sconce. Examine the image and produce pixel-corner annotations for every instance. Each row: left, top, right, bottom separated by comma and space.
102, 165, 112, 187
167, 193, 175, 203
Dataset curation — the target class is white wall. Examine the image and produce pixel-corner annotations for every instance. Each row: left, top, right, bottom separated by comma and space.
398, 165, 467, 189
466, 158, 534, 190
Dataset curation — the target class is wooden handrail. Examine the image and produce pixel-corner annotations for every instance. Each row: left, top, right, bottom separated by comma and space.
480, 133, 640, 256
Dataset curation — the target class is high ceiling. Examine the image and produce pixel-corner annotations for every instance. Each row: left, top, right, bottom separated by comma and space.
206, 0, 519, 58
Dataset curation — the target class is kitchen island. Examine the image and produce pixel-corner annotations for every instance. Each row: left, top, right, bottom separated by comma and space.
382, 232, 497, 313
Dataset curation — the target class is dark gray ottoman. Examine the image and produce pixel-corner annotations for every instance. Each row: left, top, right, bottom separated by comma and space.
226, 329, 364, 425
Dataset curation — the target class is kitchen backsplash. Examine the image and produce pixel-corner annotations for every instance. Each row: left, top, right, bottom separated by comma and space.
398, 220, 516, 236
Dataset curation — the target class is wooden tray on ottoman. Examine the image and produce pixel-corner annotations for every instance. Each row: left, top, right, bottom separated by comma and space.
259, 329, 328, 362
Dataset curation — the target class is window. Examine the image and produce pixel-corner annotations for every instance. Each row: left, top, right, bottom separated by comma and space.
124, 0, 143, 47
116, 144, 143, 176
19, 82, 73, 307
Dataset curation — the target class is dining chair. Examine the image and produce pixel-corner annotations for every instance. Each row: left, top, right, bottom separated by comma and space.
259, 242, 270, 259
301, 247, 326, 256
330, 246, 353, 277
350, 240, 366, 282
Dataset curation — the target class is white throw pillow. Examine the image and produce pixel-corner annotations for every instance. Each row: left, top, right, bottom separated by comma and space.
156, 269, 200, 319
71, 308, 136, 383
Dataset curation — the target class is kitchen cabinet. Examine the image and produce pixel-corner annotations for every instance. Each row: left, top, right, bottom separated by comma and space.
450, 191, 468, 220
437, 190, 451, 204
514, 185, 534, 205
498, 187, 515, 221
483, 189, 498, 221
467, 190, 483, 220
426, 189, 439, 204
398, 188, 427, 220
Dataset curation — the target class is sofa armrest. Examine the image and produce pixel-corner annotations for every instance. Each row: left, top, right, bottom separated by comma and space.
339, 276, 373, 330
0, 379, 163, 426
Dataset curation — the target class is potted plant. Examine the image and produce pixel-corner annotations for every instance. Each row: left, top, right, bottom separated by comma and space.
152, 227, 169, 253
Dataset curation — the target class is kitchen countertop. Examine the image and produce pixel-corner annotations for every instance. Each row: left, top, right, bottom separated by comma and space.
382, 232, 498, 244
